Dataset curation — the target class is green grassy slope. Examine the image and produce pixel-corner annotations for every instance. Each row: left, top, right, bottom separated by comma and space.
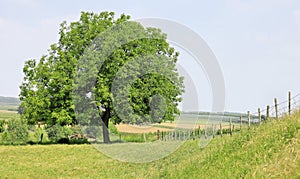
0, 112, 299, 178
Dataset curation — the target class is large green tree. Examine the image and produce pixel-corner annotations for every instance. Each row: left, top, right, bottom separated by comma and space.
20, 11, 184, 143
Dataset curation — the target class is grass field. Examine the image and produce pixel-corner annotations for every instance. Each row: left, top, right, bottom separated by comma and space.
0, 112, 299, 178
0, 110, 19, 121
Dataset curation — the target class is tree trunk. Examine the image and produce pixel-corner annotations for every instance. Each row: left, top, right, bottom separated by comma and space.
101, 108, 111, 144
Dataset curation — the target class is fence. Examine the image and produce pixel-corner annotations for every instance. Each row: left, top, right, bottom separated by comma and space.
156, 91, 300, 141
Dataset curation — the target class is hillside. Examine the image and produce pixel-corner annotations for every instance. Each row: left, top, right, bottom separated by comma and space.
0, 96, 20, 106
0, 96, 20, 111
0, 112, 299, 178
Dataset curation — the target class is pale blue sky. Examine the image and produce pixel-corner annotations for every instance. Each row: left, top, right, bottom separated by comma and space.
1, 0, 300, 113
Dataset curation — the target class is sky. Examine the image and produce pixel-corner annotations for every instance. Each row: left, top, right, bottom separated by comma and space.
1, 0, 300, 113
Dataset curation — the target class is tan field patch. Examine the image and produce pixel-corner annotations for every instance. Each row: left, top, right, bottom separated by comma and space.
158, 122, 204, 129
116, 124, 173, 133
116, 123, 232, 133
0, 110, 17, 114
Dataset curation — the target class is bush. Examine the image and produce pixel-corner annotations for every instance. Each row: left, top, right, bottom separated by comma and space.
109, 123, 119, 135
2, 118, 28, 144
0, 120, 5, 133
46, 125, 73, 142
30, 127, 48, 144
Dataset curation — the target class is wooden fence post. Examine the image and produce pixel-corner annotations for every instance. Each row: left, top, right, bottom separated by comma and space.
144, 133, 147, 142
247, 111, 251, 129
212, 124, 215, 138
179, 130, 181, 141
193, 128, 195, 140
288, 91, 291, 115
274, 98, 278, 119
230, 118, 233, 136
220, 123, 223, 137
258, 108, 261, 125
240, 114, 242, 130
267, 105, 270, 120
174, 130, 177, 140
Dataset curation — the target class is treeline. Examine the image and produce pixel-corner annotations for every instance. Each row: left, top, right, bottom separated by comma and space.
0, 96, 20, 106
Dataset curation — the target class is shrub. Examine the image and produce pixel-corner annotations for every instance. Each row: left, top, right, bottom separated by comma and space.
2, 118, 28, 144
0, 120, 5, 133
46, 125, 72, 142
32, 127, 48, 143
109, 123, 119, 135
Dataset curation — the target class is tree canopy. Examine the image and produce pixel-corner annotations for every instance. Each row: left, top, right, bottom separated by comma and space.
19, 11, 184, 143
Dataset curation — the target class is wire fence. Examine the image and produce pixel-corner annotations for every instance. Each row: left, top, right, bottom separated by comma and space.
157, 91, 300, 141
250, 91, 300, 121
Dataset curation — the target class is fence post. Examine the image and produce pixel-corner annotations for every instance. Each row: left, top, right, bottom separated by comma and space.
193, 128, 195, 140
230, 118, 233, 136
247, 111, 251, 129
220, 123, 223, 137
212, 124, 215, 138
157, 130, 160, 140
288, 91, 291, 115
274, 98, 278, 119
174, 129, 177, 140
267, 105, 270, 120
258, 108, 261, 125
240, 114, 242, 130
144, 133, 147, 142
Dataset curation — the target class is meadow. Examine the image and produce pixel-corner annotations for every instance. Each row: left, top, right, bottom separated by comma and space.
0, 110, 18, 121
0, 111, 299, 178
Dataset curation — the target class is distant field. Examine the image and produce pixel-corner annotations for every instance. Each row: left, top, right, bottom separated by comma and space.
0, 110, 19, 121
0, 105, 18, 111
116, 113, 242, 133
0, 112, 299, 178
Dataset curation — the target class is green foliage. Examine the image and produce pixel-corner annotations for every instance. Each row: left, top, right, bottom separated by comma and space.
0, 120, 5, 133
108, 123, 119, 135
19, 12, 129, 126
32, 127, 48, 143
46, 125, 73, 142
20, 11, 184, 144
2, 118, 28, 144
